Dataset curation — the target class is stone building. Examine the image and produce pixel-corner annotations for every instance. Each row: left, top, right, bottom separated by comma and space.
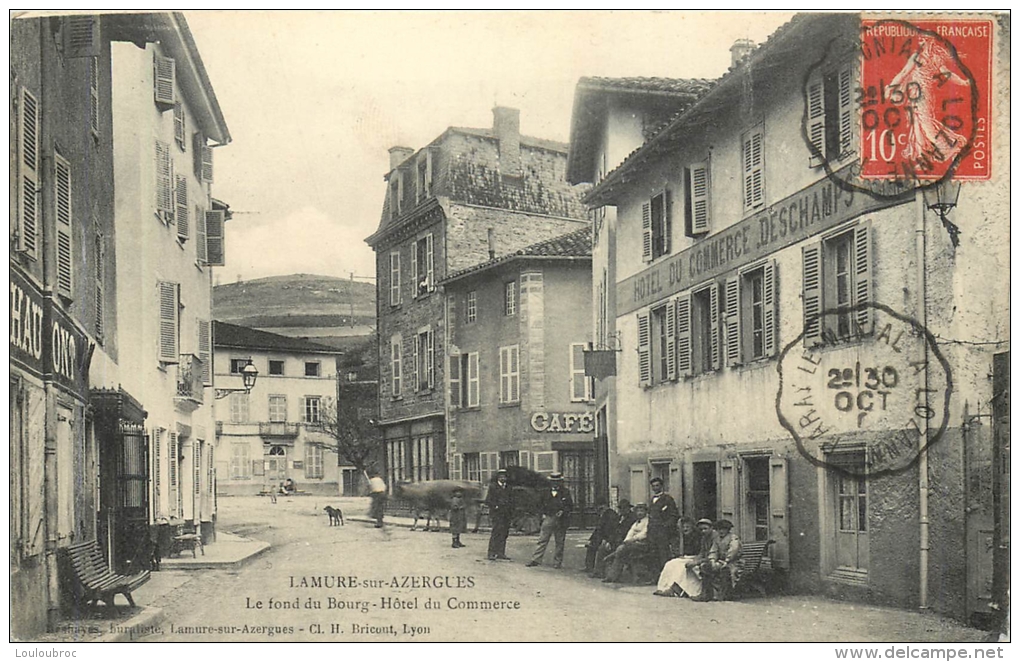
364, 107, 589, 491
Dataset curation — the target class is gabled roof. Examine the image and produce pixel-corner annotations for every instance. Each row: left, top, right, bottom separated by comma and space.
577, 76, 714, 97
442, 225, 591, 285
213, 321, 340, 356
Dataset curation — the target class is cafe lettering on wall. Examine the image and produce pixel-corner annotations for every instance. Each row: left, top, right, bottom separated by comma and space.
10, 267, 46, 378
531, 411, 595, 434
617, 167, 910, 316
44, 296, 96, 399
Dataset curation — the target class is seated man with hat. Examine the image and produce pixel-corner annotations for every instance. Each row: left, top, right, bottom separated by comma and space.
602, 503, 651, 583
699, 519, 743, 601
656, 517, 715, 598
526, 472, 573, 568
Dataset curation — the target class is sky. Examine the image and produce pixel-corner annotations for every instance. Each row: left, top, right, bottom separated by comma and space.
184, 10, 796, 285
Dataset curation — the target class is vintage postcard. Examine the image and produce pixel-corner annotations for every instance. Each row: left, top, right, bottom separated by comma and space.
8, 10, 1010, 651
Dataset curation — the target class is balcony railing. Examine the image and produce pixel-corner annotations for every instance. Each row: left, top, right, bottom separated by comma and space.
175, 354, 204, 406
259, 422, 300, 438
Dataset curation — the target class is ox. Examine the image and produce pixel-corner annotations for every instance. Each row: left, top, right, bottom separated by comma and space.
393, 480, 483, 532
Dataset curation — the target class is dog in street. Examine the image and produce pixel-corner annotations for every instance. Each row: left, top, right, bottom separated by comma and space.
323, 505, 344, 526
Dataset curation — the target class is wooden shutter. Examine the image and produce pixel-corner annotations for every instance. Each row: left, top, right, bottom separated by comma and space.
802, 242, 823, 347
709, 284, 721, 371
467, 352, 479, 407
719, 460, 738, 526
425, 149, 433, 196
197, 320, 211, 385
391, 335, 401, 397
89, 56, 99, 138
175, 175, 189, 241
743, 127, 764, 211
637, 311, 651, 387
675, 294, 693, 378
168, 432, 178, 517
411, 240, 419, 299
427, 329, 435, 390
205, 210, 225, 266
155, 140, 173, 218
838, 66, 854, 158
195, 206, 207, 264
174, 102, 186, 151
158, 281, 179, 363
690, 162, 710, 234
807, 74, 825, 163
17, 87, 40, 258
724, 275, 741, 366
499, 346, 508, 402
663, 190, 672, 255
520, 450, 531, 471
389, 252, 401, 305
853, 221, 873, 335
413, 333, 421, 392
769, 456, 790, 569
449, 354, 462, 408
194, 442, 201, 497
152, 430, 161, 518
63, 15, 99, 57
664, 298, 677, 381
54, 154, 73, 297
641, 201, 652, 262
425, 233, 435, 292
94, 228, 104, 339
193, 133, 213, 183
629, 465, 648, 505
762, 259, 778, 357
153, 53, 175, 107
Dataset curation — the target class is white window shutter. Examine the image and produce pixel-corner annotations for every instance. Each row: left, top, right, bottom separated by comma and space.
690, 162, 711, 234
391, 335, 402, 397
152, 430, 161, 518
197, 319, 211, 385
853, 221, 873, 335
724, 275, 741, 366
838, 66, 854, 158
425, 233, 435, 291
195, 206, 207, 264
155, 140, 173, 219
158, 281, 179, 363
153, 53, 175, 108
807, 74, 826, 164
637, 311, 651, 387
427, 329, 435, 389
769, 456, 790, 569
390, 251, 401, 305
449, 354, 461, 408
719, 460, 738, 526
174, 102, 186, 151
94, 227, 105, 340
17, 87, 40, 258
675, 294, 693, 377
468, 352, 479, 407
54, 154, 73, 297
709, 284, 721, 371
205, 210, 225, 266
89, 57, 99, 139
802, 242, 823, 347
665, 298, 677, 381
762, 260, 778, 357
175, 175, 189, 241
413, 333, 420, 392
743, 127, 765, 211
410, 241, 418, 299
63, 15, 99, 58
201, 145, 214, 183
641, 201, 652, 262
425, 149, 433, 196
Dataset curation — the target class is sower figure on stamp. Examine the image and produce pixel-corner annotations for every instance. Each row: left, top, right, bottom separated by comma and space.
487, 469, 513, 560
647, 477, 679, 573
526, 472, 572, 568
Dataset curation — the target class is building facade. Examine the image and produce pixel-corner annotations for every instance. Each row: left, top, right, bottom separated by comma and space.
582, 13, 1009, 622
442, 227, 595, 516
365, 107, 589, 492
213, 322, 347, 496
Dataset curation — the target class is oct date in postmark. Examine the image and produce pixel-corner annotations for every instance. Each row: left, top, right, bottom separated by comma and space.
776, 302, 953, 478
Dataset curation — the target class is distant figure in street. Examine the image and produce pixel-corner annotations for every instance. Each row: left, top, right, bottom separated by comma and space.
526, 473, 573, 568
367, 471, 388, 528
647, 477, 679, 573
602, 503, 650, 583
450, 487, 467, 549
486, 469, 513, 560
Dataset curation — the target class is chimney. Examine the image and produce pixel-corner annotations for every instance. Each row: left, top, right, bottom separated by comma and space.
388, 146, 414, 170
730, 38, 756, 68
487, 228, 496, 260
493, 106, 521, 175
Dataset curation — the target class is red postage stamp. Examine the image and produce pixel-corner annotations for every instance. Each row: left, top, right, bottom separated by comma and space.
859, 18, 992, 181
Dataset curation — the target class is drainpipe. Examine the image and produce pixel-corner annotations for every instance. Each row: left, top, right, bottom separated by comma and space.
916, 190, 930, 610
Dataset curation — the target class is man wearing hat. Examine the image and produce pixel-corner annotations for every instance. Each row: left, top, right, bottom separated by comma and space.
647, 477, 680, 573
486, 469, 513, 560
526, 472, 573, 568
701, 519, 742, 601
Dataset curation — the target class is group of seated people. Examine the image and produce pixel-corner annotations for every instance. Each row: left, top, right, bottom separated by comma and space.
585, 498, 744, 602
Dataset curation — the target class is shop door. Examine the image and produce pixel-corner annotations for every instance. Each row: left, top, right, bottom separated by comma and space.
966, 359, 1000, 620
561, 450, 595, 526
992, 352, 1010, 624
834, 470, 869, 575
115, 430, 149, 572
265, 447, 287, 483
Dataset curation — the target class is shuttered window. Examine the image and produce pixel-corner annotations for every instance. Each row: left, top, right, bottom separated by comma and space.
17, 87, 40, 259
642, 191, 670, 260
499, 345, 520, 403
230, 444, 251, 480
205, 210, 225, 266
54, 153, 73, 297
807, 74, 826, 165
153, 53, 175, 108
195, 205, 208, 265
675, 294, 693, 377
685, 162, 711, 236
174, 101, 186, 151
467, 352, 479, 407
742, 125, 765, 213
175, 175, 189, 242
389, 251, 401, 306
390, 334, 402, 397
637, 311, 652, 387
725, 260, 779, 364
802, 221, 872, 347
197, 319, 212, 385
413, 328, 435, 392
411, 234, 435, 298
158, 281, 180, 363
193, 133, 213, 183
808, 65, 855, 166
62, 15, 99, 58
449, 353, 462, 408
641, 200, 653, 263
155, 140, 173, 221
570, 343, 593, 401
305, 444, 324, 479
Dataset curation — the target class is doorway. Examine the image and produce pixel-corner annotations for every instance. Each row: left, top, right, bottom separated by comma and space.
831, 457, 869, 578
265, 446, 287, 484
692, 461, 717, 521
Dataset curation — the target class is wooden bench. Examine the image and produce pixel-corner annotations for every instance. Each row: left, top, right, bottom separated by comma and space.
736, 539, 775, 597
63, 540, 150, 611
170, 522, 205, 558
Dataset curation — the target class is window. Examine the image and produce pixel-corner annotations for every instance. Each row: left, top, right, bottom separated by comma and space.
175, 175, 189, 242
305, 361, 321, 377
412, 436, 434, 482
386, 439, 407, 487
808, 64, 854, 166
500, 450, 520, 469
173, 101, 186, 151
745, 457, 771, 542
389, 172, 403, 219
466, 291, 477, 324
390, 334, 402, 397
499, 345, 520, 404
158, 281, 180, 363
570, 343, 593, 401
416, 150, 432, 202
642, 191, 671, 262
193, 133, 213, 183
303, 396, 321, 424
451, 352, 479, 408
652, 305, 673, 383
229, 392, 249, 423
684, 162, 711, 237
196, 320, 211, 384
691, 285, 719, 375
803, 222, 872, 346
229, 358, 249, 374
15, 86, 40, 260
54, 152, 73, 297
462, 453, 480, 482
504, 281, 517, 316
229, 444, 251, 480
155, 140, 173, 222
205, 210, 225, 266
389, 251, 401, 306
153, 52, 175, 108
724, 260, 778, 365
414, 328, 435, 392
269, 360, 284, 376
268, 395, 287, 423
305, 444, 324, 479
742, 124, 765, 213
412, 234, 434, 297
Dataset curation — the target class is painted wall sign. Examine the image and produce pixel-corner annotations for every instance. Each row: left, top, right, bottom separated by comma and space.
617, 166, 910, 315
44, 296, 95, 399
530, 411, 595, 434
10, 267, 45, 378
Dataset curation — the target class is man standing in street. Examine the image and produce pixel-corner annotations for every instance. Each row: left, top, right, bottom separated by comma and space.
647, 476, 679, 573
487, 469, 513, 560
367, 470, 388, 528
526, 473, 572, 568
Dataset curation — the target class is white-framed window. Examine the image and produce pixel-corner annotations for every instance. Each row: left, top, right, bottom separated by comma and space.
390, 334, 402, 397
466, 291, 477, 324
305, 361, 321, 377
803, 221, 873, 346
642, 190, 672, 262
724, 260, 778, 366
742, 124, 765, 213
412, 233, 434, 297
638, 300, 676, 387
504, 281, 517, 316
450, 352, 479, 408
412, 436, 434, 482
499, 345, 520, 404
389, 251, 402, 306
269, 359, 284, 376
305, 444, 324, 479
569, 343, 593, 401
807, 63, 855, 167
229, 443, 251, 480
268, 394, 287, 423
413, 327, 435, 392
304, 396, 321, 424
229, 392, 249, 423
684, 161, 711, 237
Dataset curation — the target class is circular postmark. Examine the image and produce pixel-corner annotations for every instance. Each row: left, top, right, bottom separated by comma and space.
801, 19, 980, 202
775, 301, 953, 478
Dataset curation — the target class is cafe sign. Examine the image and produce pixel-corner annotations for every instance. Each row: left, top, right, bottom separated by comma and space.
44, 297, 95, 399
530, 411, 595, 434
10, 267, 45, 378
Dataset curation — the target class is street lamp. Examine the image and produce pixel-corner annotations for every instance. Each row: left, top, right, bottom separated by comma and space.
923, 179, 963, 247
214, 358, 259, 399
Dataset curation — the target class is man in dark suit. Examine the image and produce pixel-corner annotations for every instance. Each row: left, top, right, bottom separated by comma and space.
647, 476, 679, 573
585, 503, 618, 574
486, 469, 513, 560
526, 473, 573, 568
